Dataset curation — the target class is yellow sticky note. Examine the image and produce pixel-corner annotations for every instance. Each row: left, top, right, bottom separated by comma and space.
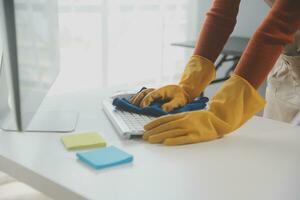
61, 132, 106, 150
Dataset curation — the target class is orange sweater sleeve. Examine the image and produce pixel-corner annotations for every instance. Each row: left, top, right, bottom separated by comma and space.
193, 0, 241, 62
234, 0, 300, 88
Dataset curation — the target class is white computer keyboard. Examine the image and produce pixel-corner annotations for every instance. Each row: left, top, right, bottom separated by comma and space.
103, 99, 155, 138
117, 109, 154, 132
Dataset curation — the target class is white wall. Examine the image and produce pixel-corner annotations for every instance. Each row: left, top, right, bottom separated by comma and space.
233, 0, 269, 37
189, 0, 269, 39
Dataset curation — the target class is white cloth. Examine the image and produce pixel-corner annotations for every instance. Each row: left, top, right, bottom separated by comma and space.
0, 181, 51, 200
0, 172, 51, 200
0, 171, 15, 185
264, 54, 300, 123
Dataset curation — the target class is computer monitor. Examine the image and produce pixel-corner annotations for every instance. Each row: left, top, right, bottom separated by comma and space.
0, 0, 77, 132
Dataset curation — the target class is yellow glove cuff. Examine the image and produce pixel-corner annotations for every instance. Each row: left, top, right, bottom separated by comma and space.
208, 74, 266, 136
179, 55, 216, 101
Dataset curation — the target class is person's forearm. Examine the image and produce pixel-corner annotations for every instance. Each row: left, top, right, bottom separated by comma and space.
234, 0, 300, 89
193, 0, 241, 62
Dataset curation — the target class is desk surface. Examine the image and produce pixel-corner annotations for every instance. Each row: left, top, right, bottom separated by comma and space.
0, 89, 300, 200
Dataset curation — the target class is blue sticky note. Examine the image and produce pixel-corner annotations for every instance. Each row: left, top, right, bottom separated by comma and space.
76, 146, 133, 169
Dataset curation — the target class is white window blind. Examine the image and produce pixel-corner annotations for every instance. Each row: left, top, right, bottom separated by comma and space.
57, 0, 198, 93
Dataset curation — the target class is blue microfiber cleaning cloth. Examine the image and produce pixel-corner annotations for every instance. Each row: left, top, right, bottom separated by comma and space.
112, 96, 209, 117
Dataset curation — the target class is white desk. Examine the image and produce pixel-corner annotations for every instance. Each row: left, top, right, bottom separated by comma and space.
0, 89, 300, 200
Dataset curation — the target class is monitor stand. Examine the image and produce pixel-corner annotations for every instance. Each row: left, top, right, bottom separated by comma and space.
1, 111, 78, 132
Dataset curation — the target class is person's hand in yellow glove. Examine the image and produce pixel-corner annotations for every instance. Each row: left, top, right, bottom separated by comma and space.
130, 55, 216, 112
130, 88, 155, 106
143, 74, 266, 145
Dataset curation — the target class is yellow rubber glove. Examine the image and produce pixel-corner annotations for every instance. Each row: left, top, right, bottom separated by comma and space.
143, 74, 266, 145
130, 88, 155, 106
130, 55, 216, 112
